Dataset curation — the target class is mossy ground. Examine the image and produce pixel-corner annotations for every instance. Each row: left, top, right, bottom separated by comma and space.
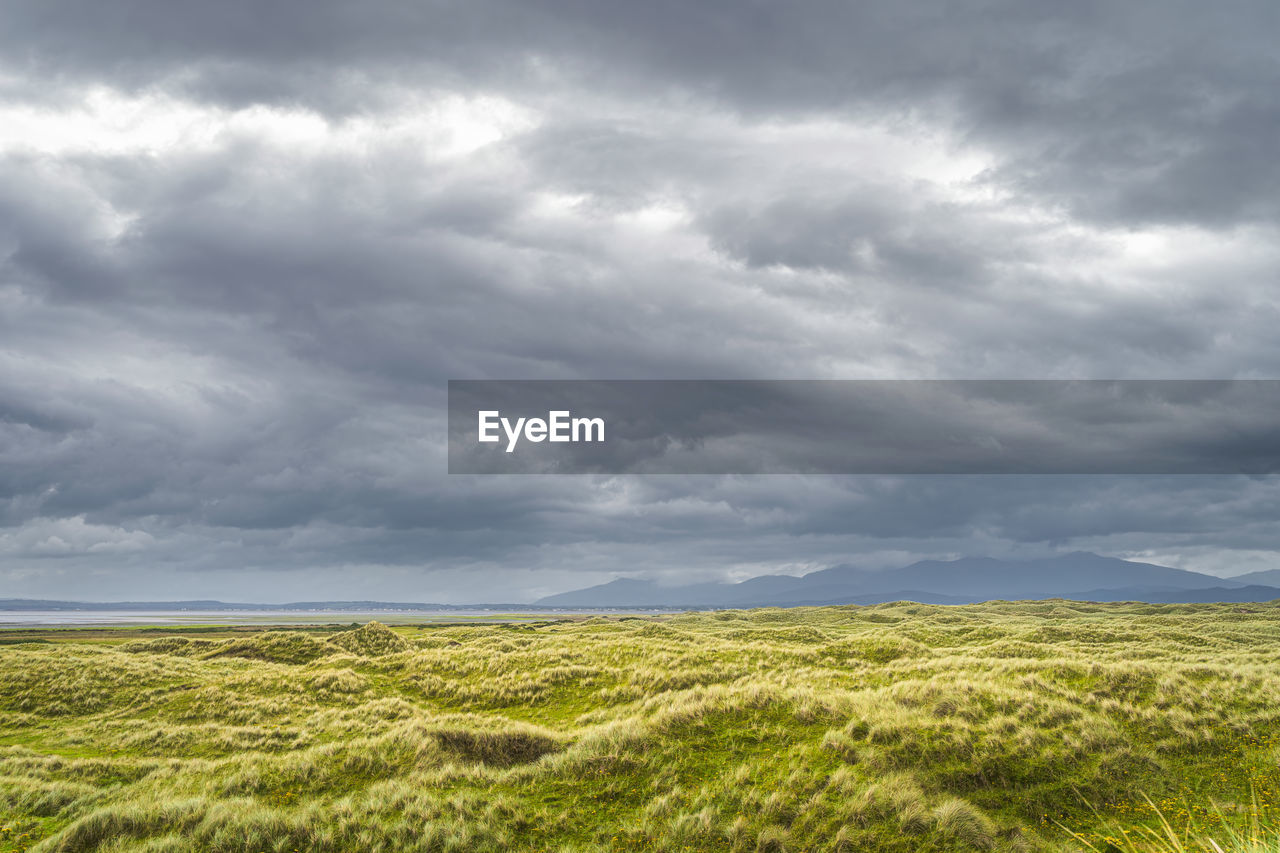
2, 602, 1280, 851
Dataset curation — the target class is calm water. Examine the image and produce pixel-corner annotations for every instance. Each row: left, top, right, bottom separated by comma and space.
0, 609, 645, 627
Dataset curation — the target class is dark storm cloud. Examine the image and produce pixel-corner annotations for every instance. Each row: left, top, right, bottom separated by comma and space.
0, 1, 1278, 600
5, 0, 1277, 227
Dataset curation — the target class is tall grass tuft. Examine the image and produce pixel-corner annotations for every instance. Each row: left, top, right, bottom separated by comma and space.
1062, 789, 1280, 853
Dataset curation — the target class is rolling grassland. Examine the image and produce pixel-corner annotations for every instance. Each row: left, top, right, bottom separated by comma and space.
2, 602, 1280, 852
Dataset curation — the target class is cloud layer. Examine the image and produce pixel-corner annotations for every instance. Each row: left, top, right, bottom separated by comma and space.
2, 1, 1278, 600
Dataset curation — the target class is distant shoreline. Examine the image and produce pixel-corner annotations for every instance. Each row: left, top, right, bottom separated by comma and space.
0, 606, 683, 628
0, 599, 681, 612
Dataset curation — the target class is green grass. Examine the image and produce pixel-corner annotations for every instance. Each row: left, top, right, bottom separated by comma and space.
2, 602, 1280, 851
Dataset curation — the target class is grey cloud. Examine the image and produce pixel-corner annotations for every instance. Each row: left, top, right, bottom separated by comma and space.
1, 1, 1278, 601
6, 1, 1277, 228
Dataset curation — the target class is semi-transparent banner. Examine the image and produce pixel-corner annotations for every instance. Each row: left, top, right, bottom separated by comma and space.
447, 380, 1280, 474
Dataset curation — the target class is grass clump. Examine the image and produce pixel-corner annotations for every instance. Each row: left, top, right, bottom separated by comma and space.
199, 631, 332, 665
325, 622, 411, 657
1062, 787, 1280, 853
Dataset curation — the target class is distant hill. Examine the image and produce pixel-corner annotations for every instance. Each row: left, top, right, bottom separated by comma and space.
535, 552, 1279, 607
1225, 568, 1280, 587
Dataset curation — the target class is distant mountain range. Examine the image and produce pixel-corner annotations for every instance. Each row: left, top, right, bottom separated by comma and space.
534, 552, 1280, 607
2, 554, 1275, 612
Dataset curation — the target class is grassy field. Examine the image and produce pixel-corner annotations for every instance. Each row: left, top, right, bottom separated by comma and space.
2, 602, 1279, 852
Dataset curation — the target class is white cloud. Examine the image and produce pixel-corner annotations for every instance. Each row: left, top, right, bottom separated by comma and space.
2, 516, 156, 557
0, 86, 539, 160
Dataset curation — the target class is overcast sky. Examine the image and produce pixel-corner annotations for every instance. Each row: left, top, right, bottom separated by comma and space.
2, 1, 1278, 602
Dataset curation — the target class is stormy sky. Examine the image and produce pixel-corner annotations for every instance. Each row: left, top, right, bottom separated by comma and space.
2, 1, 1278, 602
